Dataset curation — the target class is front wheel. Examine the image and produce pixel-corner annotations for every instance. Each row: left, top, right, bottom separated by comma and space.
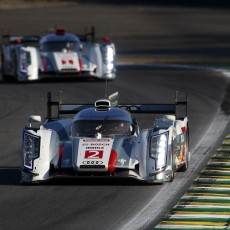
165, 143, 175, 182
168, 153, 175, 182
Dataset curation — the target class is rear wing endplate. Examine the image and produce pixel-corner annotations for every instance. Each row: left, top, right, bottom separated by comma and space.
46, 91, 187, 120
76, 26, 95, 43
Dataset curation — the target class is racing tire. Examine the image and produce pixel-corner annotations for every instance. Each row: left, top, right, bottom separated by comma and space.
168, 152, 175, 182
1, 54, 7, 81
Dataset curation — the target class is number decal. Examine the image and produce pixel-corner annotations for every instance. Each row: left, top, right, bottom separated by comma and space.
85, 150, 103, 159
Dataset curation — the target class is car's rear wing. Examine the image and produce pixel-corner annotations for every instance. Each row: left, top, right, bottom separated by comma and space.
1, 26, 95, 44
76, 26, 95, 43
46, 91, 188, 120
1, 34, 41, 45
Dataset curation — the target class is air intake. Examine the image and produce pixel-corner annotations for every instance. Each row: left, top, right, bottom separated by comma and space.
95, 99, 111, 111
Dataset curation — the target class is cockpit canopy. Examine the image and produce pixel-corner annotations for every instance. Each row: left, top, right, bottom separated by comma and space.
39, 33, 81, 52
40, 41, 80, 52
71, 107, 133, 137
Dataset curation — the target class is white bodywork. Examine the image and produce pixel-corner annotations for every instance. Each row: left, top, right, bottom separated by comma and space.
21, 92, 189, 184
2, 33, 116, 81
18, 47, 39, 81
21, 116, 189, 183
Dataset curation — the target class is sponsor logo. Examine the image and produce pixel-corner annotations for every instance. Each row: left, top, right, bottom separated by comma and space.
86, 147, 104, 150
90, 143, 110, 146
83, 139, 110, 142
85, 150, 103, 159
118, 158, 127, 166
82, 161, 103, 165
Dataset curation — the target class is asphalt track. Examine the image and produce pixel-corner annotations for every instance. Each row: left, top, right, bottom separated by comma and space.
0, 3, 230, 230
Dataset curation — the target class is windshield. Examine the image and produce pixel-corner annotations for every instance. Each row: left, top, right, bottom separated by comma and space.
72, 120, 131, 137
40, 41, 80, 52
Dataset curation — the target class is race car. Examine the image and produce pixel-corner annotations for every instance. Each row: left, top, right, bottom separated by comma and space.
21, 91, 189, 184
1, 27, 116, 81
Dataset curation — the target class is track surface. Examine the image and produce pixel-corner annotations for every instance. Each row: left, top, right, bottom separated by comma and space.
0, 3, 230, 230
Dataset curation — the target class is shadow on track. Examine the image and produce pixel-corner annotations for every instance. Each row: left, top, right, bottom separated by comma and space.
221, 79, 230, 115
71, 0, 230, 8
0, 77, 106, 85
0, 167, 21, 185
43, 177, 163, 186
0, 167, 163, 186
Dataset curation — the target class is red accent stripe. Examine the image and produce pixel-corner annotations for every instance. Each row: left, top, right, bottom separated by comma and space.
15, 39, 22, 44
108, 150, 118, 173
58, 143, 65, 175
55, 28, 65, 36
78, 59, 82, 72
41, 58, 46, 72
181, 126, 186, 133
103, 36, 111, 43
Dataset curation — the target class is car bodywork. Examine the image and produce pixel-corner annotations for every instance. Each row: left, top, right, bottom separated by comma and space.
1, 28, 116, 81
21, 91, 189, 184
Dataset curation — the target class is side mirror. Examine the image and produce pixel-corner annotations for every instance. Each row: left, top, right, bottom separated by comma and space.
28, 115, 41, 127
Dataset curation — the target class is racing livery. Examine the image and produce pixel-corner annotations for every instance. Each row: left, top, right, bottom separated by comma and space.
21, 91, 189, 184
1, 27, 115, 81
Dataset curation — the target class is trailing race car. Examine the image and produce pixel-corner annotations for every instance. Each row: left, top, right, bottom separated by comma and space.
1, 27, 115, 81
21, 91, 189, 184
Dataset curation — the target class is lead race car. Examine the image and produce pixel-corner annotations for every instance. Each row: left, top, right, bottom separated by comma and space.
1, 27, 116, 81
21, 91, 189, 184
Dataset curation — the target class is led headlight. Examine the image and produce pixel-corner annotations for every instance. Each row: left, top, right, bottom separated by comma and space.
23, 132, 40, 169
150, 132, 168, 170
106, 47, 114, 62
103, 46, 114, 68
107, 63, 114, 71
20, 49, 31, 73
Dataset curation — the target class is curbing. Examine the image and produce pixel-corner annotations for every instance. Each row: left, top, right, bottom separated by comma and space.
154, 134, 230, 230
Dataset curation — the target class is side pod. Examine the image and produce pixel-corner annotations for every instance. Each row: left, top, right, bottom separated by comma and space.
21, 126, 59, 183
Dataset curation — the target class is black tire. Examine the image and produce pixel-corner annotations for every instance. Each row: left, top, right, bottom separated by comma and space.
168, 152, 175, 182
1, 54, 7, 81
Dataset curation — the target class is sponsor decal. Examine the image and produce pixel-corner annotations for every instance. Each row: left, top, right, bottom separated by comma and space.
62, 59, 74, 65
85, 150, 103, 159
90, 143, 110, 146
78, 138, 114, 171
86, 147, 104, 150
118, 158, 127, 166
82, 161, 103, 165
82, 139, 110, 142
62, 158, 71, 166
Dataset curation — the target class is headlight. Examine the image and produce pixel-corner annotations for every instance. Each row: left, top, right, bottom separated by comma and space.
150, 132, 168, 170
106, 47, 114, 62
23, 132, 40, 170
107, 63, 114, 71
20, 49, 31, 73
103, 45, 115, 72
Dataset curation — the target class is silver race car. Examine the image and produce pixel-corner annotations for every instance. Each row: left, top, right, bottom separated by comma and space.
1, 28, 115, 81
21, 92, 189, 184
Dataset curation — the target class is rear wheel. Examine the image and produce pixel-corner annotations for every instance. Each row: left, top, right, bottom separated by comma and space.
1, 54, 7, 81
